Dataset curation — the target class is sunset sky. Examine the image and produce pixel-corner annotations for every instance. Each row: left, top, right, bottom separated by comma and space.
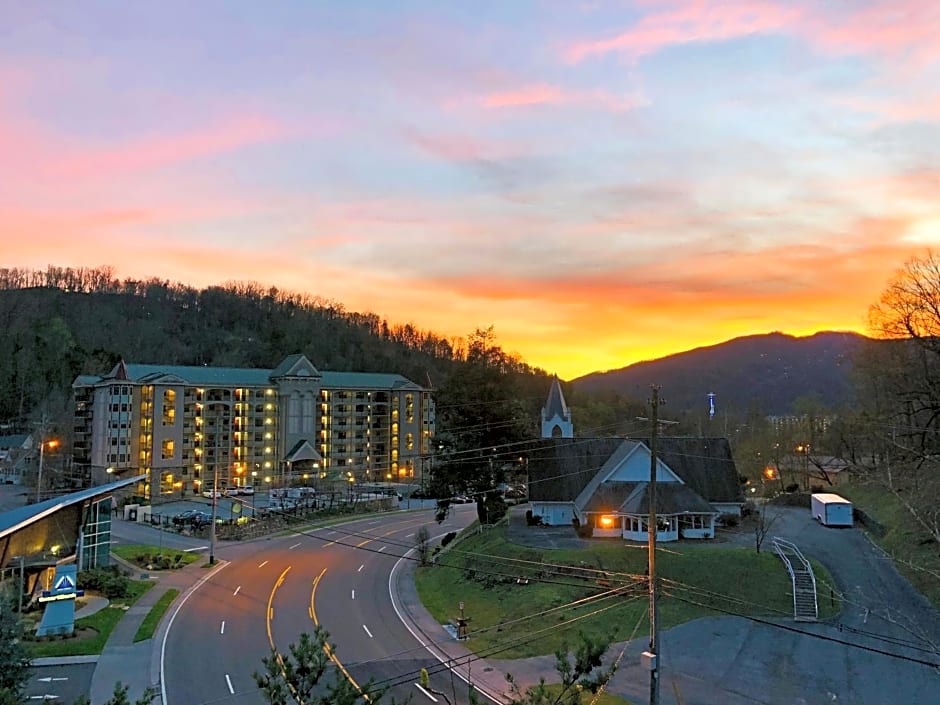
3, 1, 939, 379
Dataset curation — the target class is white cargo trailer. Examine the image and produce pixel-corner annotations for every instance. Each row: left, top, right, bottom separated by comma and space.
811, 493, 853, 527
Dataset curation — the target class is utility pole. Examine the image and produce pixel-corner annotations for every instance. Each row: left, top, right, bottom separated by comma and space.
36, 438, 46, 504
646, 385, 662, 705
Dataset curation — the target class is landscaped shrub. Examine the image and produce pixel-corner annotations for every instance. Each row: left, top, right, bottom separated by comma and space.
785, 483, 800, 493
718, 513, 740, 528
441, 531, 457, 547
576, 524, 593, 538
525, 510, 543, 526
78, 566, 131, 599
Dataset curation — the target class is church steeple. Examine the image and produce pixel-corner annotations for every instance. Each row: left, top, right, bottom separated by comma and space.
541, 376, 573, 438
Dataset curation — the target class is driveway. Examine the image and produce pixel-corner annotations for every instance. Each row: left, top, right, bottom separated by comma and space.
502, 505, 940, 704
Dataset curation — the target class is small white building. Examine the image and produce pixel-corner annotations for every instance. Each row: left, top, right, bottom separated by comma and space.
528, 437, 744, 542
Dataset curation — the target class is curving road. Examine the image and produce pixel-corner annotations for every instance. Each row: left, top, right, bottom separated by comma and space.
163, 506, 479, 705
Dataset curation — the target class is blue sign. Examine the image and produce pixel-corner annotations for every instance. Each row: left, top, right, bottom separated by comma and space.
37, 564, 82, 637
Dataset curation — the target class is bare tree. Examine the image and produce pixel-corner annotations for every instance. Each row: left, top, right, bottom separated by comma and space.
860, 251, 940, 545
753, 503, 782, 553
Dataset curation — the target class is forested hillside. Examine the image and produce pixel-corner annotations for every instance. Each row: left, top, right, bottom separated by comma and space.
0, 266, 549, 426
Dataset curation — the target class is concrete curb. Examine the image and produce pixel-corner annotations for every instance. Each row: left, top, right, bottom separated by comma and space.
33, 655, 100, 666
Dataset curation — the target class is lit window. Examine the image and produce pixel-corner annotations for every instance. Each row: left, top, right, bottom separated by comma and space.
162, 439, 175, 460
599, 515, 615, 529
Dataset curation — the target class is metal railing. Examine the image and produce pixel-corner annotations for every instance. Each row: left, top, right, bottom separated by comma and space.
771, 536, 818, 622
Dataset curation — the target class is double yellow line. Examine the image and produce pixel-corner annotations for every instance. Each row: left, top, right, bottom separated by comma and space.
309, 568, 371, 701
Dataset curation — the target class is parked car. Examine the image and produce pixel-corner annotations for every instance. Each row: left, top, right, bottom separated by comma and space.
223, 487, 240, 497
239, 485, 255, 496
172, 509, 212, 528
202, 489, 222, 499
189, 511, 213, 528
172, 509, 200, 526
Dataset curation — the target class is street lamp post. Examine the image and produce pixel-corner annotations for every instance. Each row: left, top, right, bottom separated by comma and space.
36, 438, 59, 503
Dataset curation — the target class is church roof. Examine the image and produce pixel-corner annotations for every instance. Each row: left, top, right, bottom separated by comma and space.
542, 377, 569, 420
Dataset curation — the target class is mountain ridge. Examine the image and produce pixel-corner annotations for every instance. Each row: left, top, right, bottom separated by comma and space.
570, 330, 867, 416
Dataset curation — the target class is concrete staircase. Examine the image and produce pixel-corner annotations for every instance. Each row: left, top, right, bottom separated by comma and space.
772, 536, 818, 622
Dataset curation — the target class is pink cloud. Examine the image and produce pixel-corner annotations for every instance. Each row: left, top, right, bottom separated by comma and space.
402, 128, 529, 162
566, 0, 800, 63
481, 83, 642, 112
483, 84, 566, 107
566, 0, 940, 69
806, 0, 940, 66
48, 114, 289, 180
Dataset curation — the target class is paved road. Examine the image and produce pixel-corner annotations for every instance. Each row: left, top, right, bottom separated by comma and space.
162, 506, 478, 705
25, 662, 95, 704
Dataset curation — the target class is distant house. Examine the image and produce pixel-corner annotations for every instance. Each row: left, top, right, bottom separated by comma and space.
527, 437, 745, 542
0, 433, 32, 485
774, 453, 852, 489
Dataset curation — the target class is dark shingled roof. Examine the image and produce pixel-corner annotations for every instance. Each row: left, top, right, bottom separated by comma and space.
580, 481, 639, 513
618, 482, 718, 515
528, 438, 624, 502
639, 437, 744, 504
527, 436, 743, 506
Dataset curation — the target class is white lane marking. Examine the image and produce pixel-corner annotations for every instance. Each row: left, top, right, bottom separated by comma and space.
378, 546, 387, 552
351, 590, 355, 600
363, 624, 373, 638
220, 621, 225, 635
161, 561, 228, 705
415, 683, 438, 701
406, 533, 414, 538
358, 564, 364, 572
233, 585, 241, 597
258, 560, 268, 568
183, 545, 208, 552
37, 677, 68, 682
289, 542, 301, 550
225, 674, 234, 695
327, 530, 337, 536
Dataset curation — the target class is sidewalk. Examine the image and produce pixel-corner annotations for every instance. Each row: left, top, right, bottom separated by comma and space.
391, 551, 555, 704
60, 555, 225, 705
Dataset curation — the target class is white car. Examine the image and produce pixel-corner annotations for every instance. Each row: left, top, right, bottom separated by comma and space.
202, 489, 222, 499
239, 485, 255, 496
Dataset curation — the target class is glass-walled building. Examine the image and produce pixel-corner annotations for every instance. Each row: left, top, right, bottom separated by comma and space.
73, 354, 434, 499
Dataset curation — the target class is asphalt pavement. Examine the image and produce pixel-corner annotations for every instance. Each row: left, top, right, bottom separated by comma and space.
30, 500, 940, 705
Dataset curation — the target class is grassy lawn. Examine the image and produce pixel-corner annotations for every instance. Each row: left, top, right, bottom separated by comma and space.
837, 484, 940, 610
112, 543, 200, 569
134, 588, 179, 642
25, 579, 154, 658
416, 525, 838, 659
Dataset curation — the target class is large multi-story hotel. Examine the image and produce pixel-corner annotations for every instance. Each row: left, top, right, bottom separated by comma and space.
72, 354, 434, 499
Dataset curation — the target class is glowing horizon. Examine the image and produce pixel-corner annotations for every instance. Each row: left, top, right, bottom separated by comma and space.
3, 2, 937, 380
